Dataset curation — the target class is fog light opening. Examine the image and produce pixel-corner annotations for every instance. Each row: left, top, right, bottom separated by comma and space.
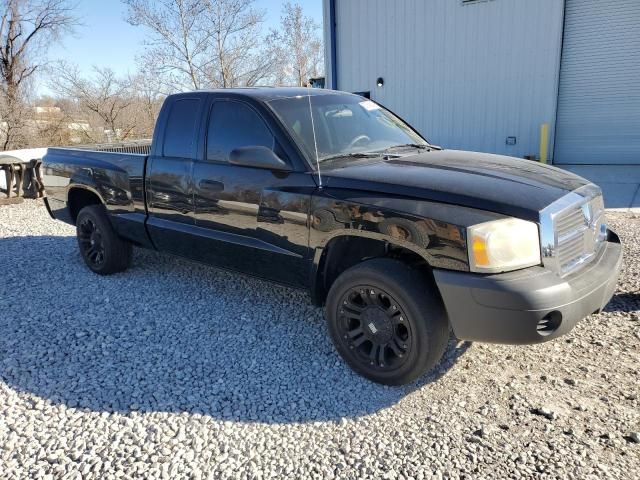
537, 311, 562, 337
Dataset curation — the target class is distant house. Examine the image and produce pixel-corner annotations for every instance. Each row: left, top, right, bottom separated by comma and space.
33, 105, 93, 144
34, 106, 61, 115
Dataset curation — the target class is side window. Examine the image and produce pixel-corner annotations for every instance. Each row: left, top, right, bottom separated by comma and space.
207, 101, 275, 162
163, 98, 201, 158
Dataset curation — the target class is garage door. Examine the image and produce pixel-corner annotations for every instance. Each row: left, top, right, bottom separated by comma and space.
554, 0, 640, 165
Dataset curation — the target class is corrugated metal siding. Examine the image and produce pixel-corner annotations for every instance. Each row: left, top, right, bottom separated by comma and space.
322, 0, 334, 90
554, 0, 640, 165
325, 0, 565, 159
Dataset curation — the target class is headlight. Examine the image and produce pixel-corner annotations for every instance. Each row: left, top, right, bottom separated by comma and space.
468, 218, 541, 273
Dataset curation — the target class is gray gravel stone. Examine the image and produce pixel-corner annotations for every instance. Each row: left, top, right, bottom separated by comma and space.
531, 407, 557, 420
0, 200, 639, 479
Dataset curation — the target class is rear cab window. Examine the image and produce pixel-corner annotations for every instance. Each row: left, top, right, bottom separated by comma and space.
163, 98, 202, 158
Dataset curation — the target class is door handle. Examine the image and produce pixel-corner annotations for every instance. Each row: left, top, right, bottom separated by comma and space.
198, 179, 224, 192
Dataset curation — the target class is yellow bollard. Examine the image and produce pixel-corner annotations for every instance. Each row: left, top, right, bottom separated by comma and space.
540, 123, 549, 164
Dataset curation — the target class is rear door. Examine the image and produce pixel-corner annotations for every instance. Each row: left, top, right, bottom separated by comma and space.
191, 97, 315, 287
146, 95, 206, 257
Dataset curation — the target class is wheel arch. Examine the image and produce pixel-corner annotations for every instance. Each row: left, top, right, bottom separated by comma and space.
310, 231, 437, 306
66, 185, 105, 224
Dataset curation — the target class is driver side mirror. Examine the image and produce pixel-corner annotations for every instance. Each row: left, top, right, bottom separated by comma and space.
229, 146, 291, 171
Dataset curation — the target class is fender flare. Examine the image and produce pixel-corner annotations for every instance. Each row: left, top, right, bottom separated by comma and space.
65, 183, 106, 205
309, 230, 436, 305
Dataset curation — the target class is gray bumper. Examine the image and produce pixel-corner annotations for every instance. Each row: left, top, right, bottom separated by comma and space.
433, 232, 623, 345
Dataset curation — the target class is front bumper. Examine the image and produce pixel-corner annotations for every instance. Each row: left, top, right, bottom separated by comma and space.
433, 231, 622, 345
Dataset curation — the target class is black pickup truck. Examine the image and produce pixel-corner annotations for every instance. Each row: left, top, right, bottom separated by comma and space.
43, 88, 622, 385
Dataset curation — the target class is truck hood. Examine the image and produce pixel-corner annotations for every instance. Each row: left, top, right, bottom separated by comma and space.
320, 150, 590, 221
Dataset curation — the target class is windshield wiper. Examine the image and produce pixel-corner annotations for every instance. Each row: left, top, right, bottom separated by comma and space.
319, 152, 382, 163
383, 143, 430, 151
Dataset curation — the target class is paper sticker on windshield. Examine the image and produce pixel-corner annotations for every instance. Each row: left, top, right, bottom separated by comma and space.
359, 100, 381, 111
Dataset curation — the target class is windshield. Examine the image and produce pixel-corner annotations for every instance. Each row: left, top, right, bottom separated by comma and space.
267, 93, 428, 166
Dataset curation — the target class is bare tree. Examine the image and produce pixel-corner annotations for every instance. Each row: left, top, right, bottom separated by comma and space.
128, 70, 165, 136
51, 62, 137, 142
0, 0, 77, 150
124, 0, 277, 91
124, 0, 210, 91
32, 96, 74, 146
203, 0, 272, 87
273, 2, 323, 87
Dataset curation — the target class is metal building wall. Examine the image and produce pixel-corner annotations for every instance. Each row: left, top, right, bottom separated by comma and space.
322, 0, 334, 93
554, 0, 640, 165
324, 0, 565, 159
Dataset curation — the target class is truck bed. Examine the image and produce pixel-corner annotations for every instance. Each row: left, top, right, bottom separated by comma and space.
42, 146, 151, 247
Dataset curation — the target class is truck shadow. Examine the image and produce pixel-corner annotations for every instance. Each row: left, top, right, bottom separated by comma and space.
604, 292, 640, 313
0, 235, 470, 424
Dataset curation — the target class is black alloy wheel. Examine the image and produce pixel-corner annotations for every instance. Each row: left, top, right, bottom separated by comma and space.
78, 217, 106, 268
75, 204, 132, 275
338, 285, 412, 370
326, 258, 449, 385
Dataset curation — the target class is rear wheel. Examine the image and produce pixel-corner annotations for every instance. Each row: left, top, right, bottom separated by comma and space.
326, 258, 449, 385
76, 205, 132, 275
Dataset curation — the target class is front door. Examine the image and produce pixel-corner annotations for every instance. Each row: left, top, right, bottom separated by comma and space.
191, 99, 315, 287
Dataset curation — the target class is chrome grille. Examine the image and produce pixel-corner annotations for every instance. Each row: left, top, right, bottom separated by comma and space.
540, 184, 607, 276
558, 233, 585, 269
556, 212, 588, 240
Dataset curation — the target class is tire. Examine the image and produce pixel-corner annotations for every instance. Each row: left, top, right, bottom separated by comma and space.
326, 258, 449, 385
76, 204, 132, 275
378, 218, 430, 247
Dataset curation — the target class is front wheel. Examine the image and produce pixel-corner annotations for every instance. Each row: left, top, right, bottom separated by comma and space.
325, 258, 449, 385
76, 205, 132, 275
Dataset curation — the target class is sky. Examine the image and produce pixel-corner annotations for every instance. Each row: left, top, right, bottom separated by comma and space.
40, 0, 323, 94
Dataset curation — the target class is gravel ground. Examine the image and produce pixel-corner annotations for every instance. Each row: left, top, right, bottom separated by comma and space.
0, 200, 638, 480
